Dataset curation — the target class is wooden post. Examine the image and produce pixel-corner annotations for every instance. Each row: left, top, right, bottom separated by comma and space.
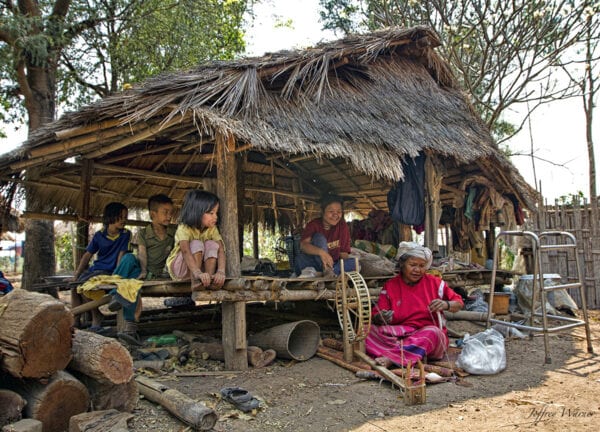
76, 160, 92, 266
215, 131, 247, 370
252, 195, 259, 259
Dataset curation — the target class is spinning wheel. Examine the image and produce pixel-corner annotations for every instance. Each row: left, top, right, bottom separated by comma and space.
335, 269, 372, 343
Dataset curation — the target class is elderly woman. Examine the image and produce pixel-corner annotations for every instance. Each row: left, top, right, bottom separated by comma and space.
365, 242, 464, 367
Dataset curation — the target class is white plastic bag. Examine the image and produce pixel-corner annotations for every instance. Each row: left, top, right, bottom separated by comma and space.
456, 328, 506, 375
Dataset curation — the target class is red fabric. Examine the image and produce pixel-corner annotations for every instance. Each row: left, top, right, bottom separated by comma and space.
366, 325, 446, 366
373, 273, 463, 332
301, 218, 351, 262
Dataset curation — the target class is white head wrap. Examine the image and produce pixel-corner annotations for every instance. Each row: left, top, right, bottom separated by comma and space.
396, 241, 433, 269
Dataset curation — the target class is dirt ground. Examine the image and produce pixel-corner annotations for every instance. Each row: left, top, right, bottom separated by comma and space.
122, 305, 600, 432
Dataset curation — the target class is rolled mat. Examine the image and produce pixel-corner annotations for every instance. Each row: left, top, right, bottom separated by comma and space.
248, 320, 320, 361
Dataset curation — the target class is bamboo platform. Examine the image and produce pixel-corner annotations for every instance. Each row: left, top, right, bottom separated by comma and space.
92, 275, 390, 302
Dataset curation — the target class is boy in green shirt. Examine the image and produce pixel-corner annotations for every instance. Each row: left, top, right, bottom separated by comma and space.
116, 194, 175, 345
137, 194, 176, 280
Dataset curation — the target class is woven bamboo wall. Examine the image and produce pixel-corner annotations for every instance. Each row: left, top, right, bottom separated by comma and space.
526, 196, 600, 309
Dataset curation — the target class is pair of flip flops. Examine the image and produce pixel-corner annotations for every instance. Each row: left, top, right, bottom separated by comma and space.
220, 387, 260, 412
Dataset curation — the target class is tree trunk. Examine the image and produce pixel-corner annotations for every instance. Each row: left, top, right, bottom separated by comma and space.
21, 41, 59, 291
0, 290, 73, 378
69, 330, 133, 385
22, 217, 56, 290
4, 370, 89, 432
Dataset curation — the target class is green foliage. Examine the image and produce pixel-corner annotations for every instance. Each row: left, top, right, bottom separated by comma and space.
498, 239, 515, 271
61, 0, 247, 102
55, 232, 74, 272
0, 0, 249, 122
242, 225, 284, 261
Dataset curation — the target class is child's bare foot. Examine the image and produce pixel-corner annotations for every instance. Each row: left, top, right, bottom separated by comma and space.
375, 356, 394, 368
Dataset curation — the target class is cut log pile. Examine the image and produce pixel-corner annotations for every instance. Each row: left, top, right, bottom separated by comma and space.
0, 290, 138, 431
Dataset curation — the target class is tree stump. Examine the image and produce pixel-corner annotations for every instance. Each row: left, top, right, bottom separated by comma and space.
0, 290, 73, 378
69, 330, 133, 385
5, 370, 89, 432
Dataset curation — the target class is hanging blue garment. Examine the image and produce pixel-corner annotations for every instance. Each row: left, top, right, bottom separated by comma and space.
387, 152, 425, 225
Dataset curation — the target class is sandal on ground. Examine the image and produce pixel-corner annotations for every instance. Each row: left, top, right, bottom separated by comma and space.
220, 387, 260, 412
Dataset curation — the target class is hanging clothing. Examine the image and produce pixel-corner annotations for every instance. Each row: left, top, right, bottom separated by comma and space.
387, 153, 425, 226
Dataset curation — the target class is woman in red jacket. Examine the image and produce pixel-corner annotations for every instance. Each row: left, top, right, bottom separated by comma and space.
365, 242, 463, 367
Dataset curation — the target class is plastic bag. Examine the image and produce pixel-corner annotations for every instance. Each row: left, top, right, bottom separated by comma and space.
456, 328, 506, 375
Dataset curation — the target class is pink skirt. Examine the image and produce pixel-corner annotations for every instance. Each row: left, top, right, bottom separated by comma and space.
169, 239, 220, 279
365, 324, 447, 366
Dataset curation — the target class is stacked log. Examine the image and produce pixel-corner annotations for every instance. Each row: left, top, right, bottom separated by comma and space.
0, 290, 73, 378
69, 329, 137, 413
0, 291, 137, 431
69, 330, 133, 385
4, 370, 90, 432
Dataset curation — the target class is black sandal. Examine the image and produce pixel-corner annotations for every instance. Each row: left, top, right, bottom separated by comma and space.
220, 387, 260, 412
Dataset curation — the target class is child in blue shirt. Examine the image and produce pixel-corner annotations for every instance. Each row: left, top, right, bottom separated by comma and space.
72, 202, 132, 329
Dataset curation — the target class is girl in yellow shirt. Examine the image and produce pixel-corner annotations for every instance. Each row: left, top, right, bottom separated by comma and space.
166, 190, 226, 288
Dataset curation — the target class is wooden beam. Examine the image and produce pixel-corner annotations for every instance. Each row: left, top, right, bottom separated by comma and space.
22, 211, 148, 227
245, 186, 319, 202
94, 163, 204, 185
323, 159, 379, 210
102, 142, 182, 164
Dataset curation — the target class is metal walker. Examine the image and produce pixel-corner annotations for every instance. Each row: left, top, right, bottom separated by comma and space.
486, 230, 594, 364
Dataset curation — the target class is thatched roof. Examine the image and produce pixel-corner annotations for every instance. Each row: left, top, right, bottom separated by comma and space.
0, 26, 537, 230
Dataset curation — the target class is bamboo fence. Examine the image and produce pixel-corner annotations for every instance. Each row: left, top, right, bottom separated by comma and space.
525, 196, 600, 309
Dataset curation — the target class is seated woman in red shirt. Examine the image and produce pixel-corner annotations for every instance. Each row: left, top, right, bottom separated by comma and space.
294, 196, 356, 277
365, 242, 464, 367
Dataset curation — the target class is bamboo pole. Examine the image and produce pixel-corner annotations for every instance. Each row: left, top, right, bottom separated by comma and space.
135, 376, 217, 431
28, 122, 144, 160
245, 186, 320, 202
83, 116, 186, 159
94, 163, 204, 184
53, 118, 124, 141
191, 288, 381, 302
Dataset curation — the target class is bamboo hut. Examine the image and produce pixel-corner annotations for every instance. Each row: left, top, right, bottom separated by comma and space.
0, 26, 538, 367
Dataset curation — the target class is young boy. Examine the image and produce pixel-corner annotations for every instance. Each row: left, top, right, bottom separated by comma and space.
115, 194, 175, 345
137, 194, 176, 280
72, 202, 131, 330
